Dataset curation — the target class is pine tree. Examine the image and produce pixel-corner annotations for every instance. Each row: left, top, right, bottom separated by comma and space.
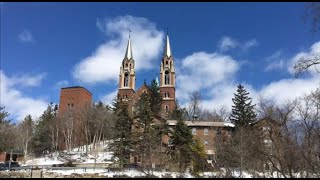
230, 84, 256, 128
148, 79, 162, 116
0, 106, 15, 151
33, 103, 55, 156
171, 101, 194, 172
110, 98, 133, 169
134, 91, 157, 174
190, 138, 206, 177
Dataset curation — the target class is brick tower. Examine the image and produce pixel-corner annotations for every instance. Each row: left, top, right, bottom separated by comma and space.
118, 36, 136, 102
159, 34, 176, 116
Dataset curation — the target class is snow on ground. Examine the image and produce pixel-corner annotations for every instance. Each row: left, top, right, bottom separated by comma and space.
44, 169, 194, 178
22, 140, 114, 166
24, 157, 64, 166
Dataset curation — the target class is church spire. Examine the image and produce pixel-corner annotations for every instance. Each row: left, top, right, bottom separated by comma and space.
163, 33, 172, 58
124, 32, 133, 60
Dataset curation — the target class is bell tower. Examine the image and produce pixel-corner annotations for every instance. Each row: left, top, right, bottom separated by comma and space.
118, 35, 135, 101
160, 34, 176, 116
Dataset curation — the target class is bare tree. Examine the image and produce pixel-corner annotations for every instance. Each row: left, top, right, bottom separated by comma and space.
188, 91, 202, 121
16, 115, 34, 162
294, 2, 320, 76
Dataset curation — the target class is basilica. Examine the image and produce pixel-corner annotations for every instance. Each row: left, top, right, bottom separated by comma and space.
117, 34, 176, 118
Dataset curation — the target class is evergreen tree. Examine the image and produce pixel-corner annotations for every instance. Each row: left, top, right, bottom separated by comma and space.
134, 91, 157, 174
230, 84, 257, 128
33, 103, 55, 156
110, 98, 133, 169
171, 102, 194, 172
0, 106, 15, 151
190, 138, 206, 177
147, 79, 162, 116
0, 106, 11, 124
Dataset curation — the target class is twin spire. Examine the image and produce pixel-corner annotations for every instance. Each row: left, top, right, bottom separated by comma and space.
124, 30, 172, 60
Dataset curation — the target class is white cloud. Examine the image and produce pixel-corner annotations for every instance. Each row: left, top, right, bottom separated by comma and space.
218, 36, 258, 53
289, 41, 320, 75
0, 70, 48, 122
8, 72, 47, 87
219, 36, 238, 52
177, 41, 319, 114
101, 90, 118, 106
73, 15, 164, 84
176, 52, 239, 102
54, 80, 69, 88
265, 51, 286, 71
242, 39, 258, 52
18, 29, 34, 43
258, 77, 320, 105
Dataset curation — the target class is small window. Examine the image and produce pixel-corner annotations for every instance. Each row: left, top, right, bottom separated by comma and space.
165, 105, 169, 113
216, 128, 221, 135
263, 126, 271, 131
166, 61, 168, 65
204, 128, 209, 135
71, 103, 74, 108
192, 128, 196, 135
125, 63, 128, 67
164, 92, 169, 98
67, 104, 70, 107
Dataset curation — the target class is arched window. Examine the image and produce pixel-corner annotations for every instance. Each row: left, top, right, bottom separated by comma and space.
165, 105, 169, 113
165, 71, 170, 85
125, 63, 128, 67
164, 92, 169, 98
124, 72, 129, 87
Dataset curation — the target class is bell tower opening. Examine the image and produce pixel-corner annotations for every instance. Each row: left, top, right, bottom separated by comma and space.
124, 72, 129, 87
165, 70, 170, 85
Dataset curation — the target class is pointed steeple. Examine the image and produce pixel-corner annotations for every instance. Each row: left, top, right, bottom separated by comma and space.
124, 34, 133, 60
163, 34, 172, 58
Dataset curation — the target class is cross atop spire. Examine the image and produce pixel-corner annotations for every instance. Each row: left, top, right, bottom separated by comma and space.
163, 33, 172, 58
124, 31, 133, 60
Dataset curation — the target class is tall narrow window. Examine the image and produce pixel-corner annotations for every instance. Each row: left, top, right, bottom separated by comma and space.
165, 105, 169, 113
192, 128, 196, 135
164, 92, 169, 98
204, 128, 208, 135
124, 72, 129, 87
165, 71, 170, 85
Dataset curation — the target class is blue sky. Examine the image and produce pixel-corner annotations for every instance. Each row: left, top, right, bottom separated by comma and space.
1, 2, 320, 122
